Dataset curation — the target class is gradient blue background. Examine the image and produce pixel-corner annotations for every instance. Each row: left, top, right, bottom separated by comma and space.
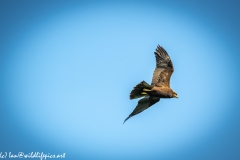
1, 0, 240, 159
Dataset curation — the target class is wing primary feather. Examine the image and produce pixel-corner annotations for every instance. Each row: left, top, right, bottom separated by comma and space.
154, 45, 172, 69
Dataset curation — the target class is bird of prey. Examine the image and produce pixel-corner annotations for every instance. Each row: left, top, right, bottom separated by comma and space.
123, 45, 178, 123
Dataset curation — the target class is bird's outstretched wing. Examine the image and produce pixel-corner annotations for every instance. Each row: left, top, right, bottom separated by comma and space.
151, 45, 174, 87
123, 96, 160, 123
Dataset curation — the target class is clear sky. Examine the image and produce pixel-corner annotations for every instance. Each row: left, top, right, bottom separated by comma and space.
1, 0, 240, 160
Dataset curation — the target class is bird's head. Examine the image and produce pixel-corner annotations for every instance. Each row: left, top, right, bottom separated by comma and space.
173, 91, 178, 98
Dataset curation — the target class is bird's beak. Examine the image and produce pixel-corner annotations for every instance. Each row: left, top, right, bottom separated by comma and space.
175, 95, 178, 98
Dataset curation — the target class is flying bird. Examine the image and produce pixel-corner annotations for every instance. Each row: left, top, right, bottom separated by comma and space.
123, 45, 178, 123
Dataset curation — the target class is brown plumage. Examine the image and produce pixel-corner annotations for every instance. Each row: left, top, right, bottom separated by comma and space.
124, 45, 178, 124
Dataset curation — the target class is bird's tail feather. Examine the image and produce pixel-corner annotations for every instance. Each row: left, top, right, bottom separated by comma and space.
129, 81, 152, 99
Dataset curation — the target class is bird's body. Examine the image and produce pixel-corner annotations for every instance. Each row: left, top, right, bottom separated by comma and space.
124, 45, 178, 123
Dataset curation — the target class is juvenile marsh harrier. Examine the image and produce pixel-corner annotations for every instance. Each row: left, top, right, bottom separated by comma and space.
124, 45, 178, 123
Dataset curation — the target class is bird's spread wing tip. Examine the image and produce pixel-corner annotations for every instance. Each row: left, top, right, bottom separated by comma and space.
123, 116, 131, 124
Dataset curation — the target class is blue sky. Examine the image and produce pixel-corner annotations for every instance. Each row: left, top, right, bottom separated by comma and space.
1, 0, 240, 160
